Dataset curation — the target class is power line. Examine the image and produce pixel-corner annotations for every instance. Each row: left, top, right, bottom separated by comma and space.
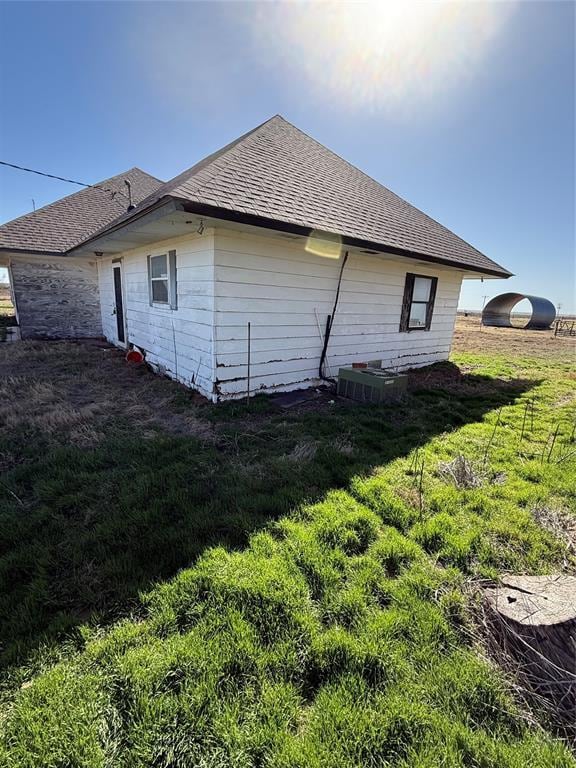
1, 160, 97, 188
0, 160, 127, 199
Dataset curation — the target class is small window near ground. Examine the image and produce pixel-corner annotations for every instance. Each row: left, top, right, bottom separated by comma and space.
399, 272, 437, 332
147, 251, 177, 309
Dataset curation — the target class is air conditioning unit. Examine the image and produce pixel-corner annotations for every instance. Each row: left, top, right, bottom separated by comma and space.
337, 366, 408, 403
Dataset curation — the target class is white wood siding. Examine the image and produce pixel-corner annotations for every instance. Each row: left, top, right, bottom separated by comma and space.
213, 230, 463, 399
97, 231, 215, 399
97, 226, 464, 402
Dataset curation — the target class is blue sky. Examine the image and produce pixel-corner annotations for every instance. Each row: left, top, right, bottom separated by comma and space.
0, 1, 574, 311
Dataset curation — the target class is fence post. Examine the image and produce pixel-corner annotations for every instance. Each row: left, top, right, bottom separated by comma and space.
246, 321, 251, 404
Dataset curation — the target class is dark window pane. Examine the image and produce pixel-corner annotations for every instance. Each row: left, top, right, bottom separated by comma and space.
152, 279, 169, 303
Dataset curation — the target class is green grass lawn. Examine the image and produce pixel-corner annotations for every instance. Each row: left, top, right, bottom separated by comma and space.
0, 344, 574, 766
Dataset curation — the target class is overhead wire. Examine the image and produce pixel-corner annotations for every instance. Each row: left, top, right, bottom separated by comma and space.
0, 160, 128, 200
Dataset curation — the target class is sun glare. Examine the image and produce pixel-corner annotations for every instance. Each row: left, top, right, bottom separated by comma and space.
251, 1, 515, 111
305, 230, 343, 258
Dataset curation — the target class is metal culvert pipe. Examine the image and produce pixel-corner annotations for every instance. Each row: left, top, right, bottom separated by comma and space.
482, 293, 556, 330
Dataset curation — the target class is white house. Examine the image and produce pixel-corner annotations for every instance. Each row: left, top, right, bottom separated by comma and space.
0, 116, 511, 401
0, 168, 162, 339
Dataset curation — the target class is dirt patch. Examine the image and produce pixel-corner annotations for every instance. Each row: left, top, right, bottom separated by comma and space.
453, 315, 575, 362
407, 359, 532, 396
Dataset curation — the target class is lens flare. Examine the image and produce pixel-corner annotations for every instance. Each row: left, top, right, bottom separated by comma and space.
305, 230, 343, 258
249, 1, 516, 111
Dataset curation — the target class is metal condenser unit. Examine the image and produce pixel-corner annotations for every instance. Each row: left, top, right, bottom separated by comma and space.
337, 366, 408, 403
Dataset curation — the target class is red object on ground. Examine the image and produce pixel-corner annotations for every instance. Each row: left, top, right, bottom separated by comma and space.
352, 362, 368, 369
126, 349, 144, 364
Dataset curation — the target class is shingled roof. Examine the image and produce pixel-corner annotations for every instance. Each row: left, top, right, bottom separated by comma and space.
0, 167, 162, 254
83, 116, 510, 277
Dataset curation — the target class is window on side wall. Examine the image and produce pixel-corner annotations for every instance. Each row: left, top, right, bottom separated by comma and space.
399, 273, 437, 332
147, 250, 177, 309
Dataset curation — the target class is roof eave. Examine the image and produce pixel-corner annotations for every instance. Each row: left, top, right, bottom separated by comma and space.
0, 246, 64, 257
65, 192, 512, 278
66, 197, 180, 255
178, 200, 513, 279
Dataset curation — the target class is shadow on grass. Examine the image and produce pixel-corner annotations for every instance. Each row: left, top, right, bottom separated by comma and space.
0, 361, 539, 667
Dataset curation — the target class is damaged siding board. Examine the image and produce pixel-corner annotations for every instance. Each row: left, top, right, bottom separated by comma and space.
213, 229, 463, 399
216, 345, 452, 379
217, 337, 452, 366
218, 352, 450, 396
97, 231, 216, 400
10, 255, 102, 339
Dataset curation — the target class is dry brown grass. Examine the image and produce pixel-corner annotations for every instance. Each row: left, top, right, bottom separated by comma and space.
532, 504, 576, 558
438, 454, 485, 489
453, 315, 575, 361
1, 318, 573, 453
0, 340, 214, 447
287, 439, 318, 461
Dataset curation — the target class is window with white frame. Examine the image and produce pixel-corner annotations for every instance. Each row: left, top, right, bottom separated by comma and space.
147, 250, 177, 308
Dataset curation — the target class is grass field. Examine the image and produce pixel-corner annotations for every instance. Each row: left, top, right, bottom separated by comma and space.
0, 320, 575, 766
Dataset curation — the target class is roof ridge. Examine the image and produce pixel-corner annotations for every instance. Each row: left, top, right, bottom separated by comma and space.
155, 115, 284, 202
272, 116, 497, 266
195, 116, 501, 270
0, 167, 162, 230
179, 117, 285, 199
92, 166, 163, 186
60, 116, 292, 250
0, 167, 164, 254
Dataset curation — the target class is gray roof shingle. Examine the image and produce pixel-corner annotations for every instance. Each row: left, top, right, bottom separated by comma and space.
0, 167, 162, 254
92, 116, 509, 276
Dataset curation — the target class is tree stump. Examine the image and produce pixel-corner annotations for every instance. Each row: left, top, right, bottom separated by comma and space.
483, 574, 576, 736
